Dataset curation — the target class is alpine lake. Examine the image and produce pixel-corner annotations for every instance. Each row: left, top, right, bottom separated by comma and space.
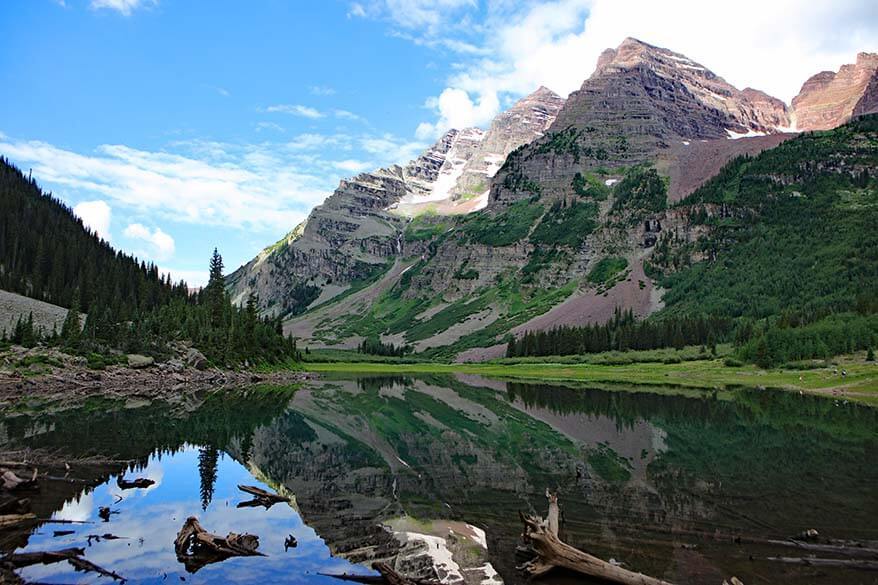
2, 372, 876, 585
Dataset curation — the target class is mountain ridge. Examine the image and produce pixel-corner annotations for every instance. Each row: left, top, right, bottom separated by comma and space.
232, 39, 878, 361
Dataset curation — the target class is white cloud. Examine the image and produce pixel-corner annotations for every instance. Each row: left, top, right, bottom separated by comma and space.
255, 121, 285, 133
381, 0, 476, 35
377, 0, 878, 137
72, 200, 112, 241
347, 2, 367, 18
0, 130, 428, 238
334, 159, 372, 173
265, 104, 324, 119
90, 0, 156, 16
309, 85, 337, 96
124, 223, 175, 260
415, 88, 500, 139
0, 137, 318, 232
334, 109, 366, 123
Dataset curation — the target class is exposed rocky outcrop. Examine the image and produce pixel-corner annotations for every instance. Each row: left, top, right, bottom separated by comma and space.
792, 52, 878, 130
227, 88, 564, 316
490, 38, 791, 207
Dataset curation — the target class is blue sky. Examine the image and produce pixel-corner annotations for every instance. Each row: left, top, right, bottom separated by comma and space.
1, 0, 875, 285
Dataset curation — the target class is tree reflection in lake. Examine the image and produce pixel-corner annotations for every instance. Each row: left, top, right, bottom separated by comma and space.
1, 375, 875, 584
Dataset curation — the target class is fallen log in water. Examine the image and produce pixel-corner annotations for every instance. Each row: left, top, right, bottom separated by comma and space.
766, 556, 878, 571
174, 516, 263, 573
321, 562, 439, 585
237, 484, 290, 509
0, 513, 36, 529
1, 546, 125, 581
116, 476, 155, 490
519, 491, 673, 585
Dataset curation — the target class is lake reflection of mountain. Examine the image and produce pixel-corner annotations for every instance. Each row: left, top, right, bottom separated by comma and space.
2, 375, 876, 584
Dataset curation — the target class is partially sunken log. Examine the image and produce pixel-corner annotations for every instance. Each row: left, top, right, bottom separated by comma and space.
237, 484, 290, 509
1, 546, 125, 582
519, 509, 673, 585
322, 562, 439, 585
0, 513, 36, 529
116, 476, 156, 490
174, 516, 263, 573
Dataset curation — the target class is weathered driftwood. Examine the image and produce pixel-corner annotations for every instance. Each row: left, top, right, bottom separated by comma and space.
98, 506, 118, 521
0, 468, 38, 491
116, 476, 155, 490
0, 513, 36, 529
519, 494, 674, 585
1, 546, 125, 581
766, 556, 878, 571
237, 484, 289, 509
174, 516, 263, 573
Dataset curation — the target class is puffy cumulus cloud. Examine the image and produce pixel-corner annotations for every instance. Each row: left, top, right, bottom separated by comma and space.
72, 200, 112, 241
90, 0, 156, 16
124, 223, 175, 261
415, 88, 500, 139
399, 0, 878, 137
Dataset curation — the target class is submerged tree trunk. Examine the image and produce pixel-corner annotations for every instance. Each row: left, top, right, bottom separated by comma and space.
174, 516, 263, 573
519, 493, 674, 585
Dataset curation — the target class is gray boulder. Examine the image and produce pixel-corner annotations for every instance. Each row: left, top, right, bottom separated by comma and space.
127, 354, 155, 369
186, 348, 209, 370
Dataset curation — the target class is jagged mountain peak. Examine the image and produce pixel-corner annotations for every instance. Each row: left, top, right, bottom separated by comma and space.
584, 38, 790, 134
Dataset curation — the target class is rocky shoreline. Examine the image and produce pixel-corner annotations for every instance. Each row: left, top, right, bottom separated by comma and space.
0, 344, 310, 410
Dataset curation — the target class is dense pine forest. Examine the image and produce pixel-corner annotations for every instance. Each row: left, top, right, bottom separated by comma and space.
0, 158, 297, 367
510, 116, 878, 365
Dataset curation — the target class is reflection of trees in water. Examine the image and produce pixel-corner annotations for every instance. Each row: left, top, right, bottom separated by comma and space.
504, 381, 878, 537
0, 390, 295, 465
198, 446, 219, 510
355, 375, 414, 393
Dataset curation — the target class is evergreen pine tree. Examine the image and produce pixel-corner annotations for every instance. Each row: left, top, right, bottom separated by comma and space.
61, 290, 82, 348
206, 249, 226, 330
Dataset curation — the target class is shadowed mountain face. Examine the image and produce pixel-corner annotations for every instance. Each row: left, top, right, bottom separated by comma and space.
4, 377, 877, 584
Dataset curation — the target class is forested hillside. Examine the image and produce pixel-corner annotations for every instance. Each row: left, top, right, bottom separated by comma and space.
0, 158, 297, 367
511, 115, 878, 365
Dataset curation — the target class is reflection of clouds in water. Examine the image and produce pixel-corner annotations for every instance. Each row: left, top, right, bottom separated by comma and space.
54, 491, 93, 522
16, 445, 371, 584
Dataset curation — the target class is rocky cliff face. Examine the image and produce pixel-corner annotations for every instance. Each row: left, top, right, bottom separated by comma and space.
792, 52, 878, 130
490, 38, 792, 208
593, 38, 791, 133
227, 88, 564, 316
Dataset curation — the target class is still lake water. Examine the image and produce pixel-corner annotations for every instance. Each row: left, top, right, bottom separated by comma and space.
2, 373, 877, 584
